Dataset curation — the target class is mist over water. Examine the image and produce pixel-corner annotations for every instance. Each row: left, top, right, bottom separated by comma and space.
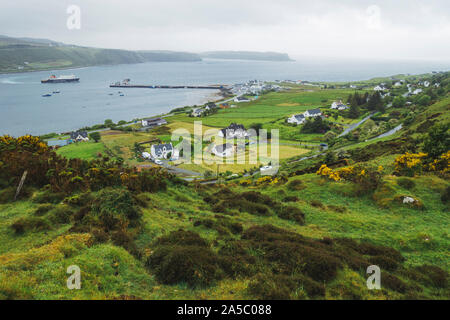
1, 58, 449, 137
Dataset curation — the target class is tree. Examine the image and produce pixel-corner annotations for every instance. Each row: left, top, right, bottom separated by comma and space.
348, 104, 360, 119
104, 119, 114, 127
301, 117, 330, 134
417, 95, 431, 106
89, 132, 101, 143
367, 92, 384, 112
423, 124, 450, 159
392, 96, 406, 108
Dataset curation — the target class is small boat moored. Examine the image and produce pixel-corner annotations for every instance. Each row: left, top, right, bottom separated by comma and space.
42, 94, 52, 97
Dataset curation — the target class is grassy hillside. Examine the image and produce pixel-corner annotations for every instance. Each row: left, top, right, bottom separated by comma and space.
0, 36, 201, 73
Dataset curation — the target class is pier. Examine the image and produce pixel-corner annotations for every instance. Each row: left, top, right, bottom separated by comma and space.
110, 84, 227, 90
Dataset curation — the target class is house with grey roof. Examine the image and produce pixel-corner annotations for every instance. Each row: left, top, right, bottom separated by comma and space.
150, 143, 174, 159
70, 131, 89, 142
141, 117, 168, 127
304, 108, 322, 118
287, 114, 306, 125
218, 123, 249, 138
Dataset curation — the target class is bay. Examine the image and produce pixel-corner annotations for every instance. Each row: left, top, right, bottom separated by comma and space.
0, 57, 449, 136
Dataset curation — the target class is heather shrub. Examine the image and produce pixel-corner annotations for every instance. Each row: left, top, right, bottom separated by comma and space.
283, 195, 299, 202
310, 200, 324, 208
397, 177, 416, 190
34, 203, 54, 216
277, 206, 305, 225
11, 216, 51, 234
287, 179, 306, 191
247, 274, 292, 300
382, 274, 407, 293
32, 189, 65, 204
327, 205, 347, 213
47, 205, 74, 224
441, 186, 450, 204
146, 231, 223, 287
369, 255, 399, 271
413, 265, 448, 288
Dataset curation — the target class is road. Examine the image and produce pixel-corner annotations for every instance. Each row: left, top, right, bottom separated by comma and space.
337, 113, 375, 138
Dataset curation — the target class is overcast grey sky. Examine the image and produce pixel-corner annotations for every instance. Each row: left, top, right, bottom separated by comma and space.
1, 0, 449, 60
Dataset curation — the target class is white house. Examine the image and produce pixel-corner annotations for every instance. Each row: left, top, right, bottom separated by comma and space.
142, 117, 168, 127
212, 143, 234, 157
304, 108, 322, 118
150, 143, 174, 159
192, 108, 204, 117
70, 131, 89, 142
218, 123, 248, 138
287, 114, 306, 125
142, 152, 151, 159
394, 81, 402, 87
374, 85, 386, 91
234, 96, 251, 103
331, 101, 349, 110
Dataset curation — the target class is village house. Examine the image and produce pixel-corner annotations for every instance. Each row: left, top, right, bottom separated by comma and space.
70, 130, 89, 142
218, 123, 249, 138
212, 143, 234, 157
192, 108, 204, 117
287, 114, 306, 125
234, 96, 251, 103
304, 108, 323, 118
150, 143, 174, 159
141, 117, 168, 127
331, 100, 349, 110
373, 85, 386, 91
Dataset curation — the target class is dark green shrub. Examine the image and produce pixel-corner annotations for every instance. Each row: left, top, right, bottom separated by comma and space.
34, 203, 54, 216
356, 242, 404, 262
134, 193, 151, 208
310, 200, 324, 208
147, 245, 223, 287
287, 179, 305, 191
283, 196, 299, 202
301, 249, 342, 282
111, 228, 139, 256
90, 188, 142, 230
277, 206, 305, 225
0, 186, 32, 203
11, 217, 51, 234
369, 255, 399, 271
383, 274, 407, 293
47, 205, 74, 224
32, 190, 65, 204
327, 205, 347, 213
397, 177, 416, 190
441, 186, 450, 204
413, 265, 448, 288
247, 274, 291, 300
63, 192, 93, 206
155, 229, 209, 247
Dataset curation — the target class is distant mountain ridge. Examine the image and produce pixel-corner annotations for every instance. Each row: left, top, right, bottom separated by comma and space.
0, 35, 292, 73
201, 51, 293, 61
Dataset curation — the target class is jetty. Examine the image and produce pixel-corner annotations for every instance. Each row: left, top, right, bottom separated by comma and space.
110, 80, 227, 90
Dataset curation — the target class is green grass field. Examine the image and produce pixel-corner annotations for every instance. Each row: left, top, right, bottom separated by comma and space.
56, 141, 107, 160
